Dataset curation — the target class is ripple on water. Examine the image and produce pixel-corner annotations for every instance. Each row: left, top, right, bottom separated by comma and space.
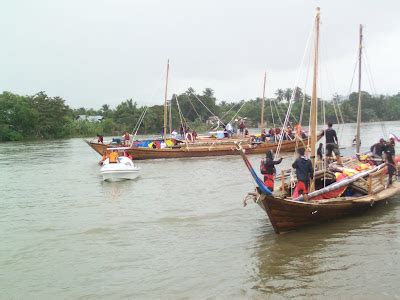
1, 129, 400, 299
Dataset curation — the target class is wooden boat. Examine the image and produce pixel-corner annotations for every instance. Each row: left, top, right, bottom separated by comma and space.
241, 148, 400, 233
240, 9, 400, 234
86, 137, 308, 159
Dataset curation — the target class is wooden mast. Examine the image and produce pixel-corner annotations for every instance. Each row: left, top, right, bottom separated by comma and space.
355, 25, 363, 153
163, 59, 170, 142
260, 72, 266, 132
310, 7, 320, 191
169, 98, 172, 135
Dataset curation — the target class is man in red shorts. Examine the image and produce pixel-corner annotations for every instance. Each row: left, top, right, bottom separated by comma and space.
292, 148, 314, 200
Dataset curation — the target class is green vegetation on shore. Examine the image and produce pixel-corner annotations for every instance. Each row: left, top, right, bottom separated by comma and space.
1, 88, 400, 142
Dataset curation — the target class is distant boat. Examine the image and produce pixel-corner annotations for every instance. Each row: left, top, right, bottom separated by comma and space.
87, 137, 306, 160
86, 59, 311, 160
100, 156, 140, 181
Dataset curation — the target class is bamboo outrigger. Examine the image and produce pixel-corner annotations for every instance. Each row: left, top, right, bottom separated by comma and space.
240, 8, 400, 234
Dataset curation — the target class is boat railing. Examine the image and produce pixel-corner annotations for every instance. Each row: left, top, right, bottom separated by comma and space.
367, 165, 388, 194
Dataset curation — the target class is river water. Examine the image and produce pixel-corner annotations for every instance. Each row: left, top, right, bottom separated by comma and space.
1, 122, 400, 299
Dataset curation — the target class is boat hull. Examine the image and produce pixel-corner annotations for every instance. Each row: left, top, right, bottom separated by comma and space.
86, 138, 304, 160
101, 170, 140, 181
258, 182, 400, 234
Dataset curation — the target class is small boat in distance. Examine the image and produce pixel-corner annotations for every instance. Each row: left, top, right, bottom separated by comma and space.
100, 156, 141, 181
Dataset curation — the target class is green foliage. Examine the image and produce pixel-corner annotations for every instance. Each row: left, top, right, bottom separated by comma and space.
1, 88, 400, 142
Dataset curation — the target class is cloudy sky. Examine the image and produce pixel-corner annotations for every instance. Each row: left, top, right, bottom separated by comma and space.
1, 0, 400, 108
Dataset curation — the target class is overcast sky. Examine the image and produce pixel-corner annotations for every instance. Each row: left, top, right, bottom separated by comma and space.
1, 0, 400, 108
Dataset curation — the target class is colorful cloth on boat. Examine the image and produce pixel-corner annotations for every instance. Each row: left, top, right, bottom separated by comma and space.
263, 174, 275, 191
313, 173, 348, 200
292, 180, 309, 198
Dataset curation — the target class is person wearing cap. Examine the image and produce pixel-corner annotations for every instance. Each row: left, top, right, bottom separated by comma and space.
260, 150, 283, 191
292, 148, 314, 200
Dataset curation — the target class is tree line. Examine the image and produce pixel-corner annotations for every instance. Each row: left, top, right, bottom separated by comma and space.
1, 88, 400, 142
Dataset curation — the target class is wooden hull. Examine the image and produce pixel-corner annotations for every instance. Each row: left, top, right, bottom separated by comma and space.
258, 182, 400, 234
86, 138, 305, 160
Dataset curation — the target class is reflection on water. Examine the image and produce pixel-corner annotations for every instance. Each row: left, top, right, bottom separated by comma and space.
1, 121, 400, 298
253, 201, 400, 298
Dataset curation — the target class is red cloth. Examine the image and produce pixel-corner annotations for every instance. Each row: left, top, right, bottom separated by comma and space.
313, 173, 348, 200
264, 174, 275, 191
292, 180, 309, 198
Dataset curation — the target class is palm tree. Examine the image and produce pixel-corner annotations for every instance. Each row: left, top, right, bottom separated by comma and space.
294, 87, 304, 102
275, 89, 284, 102
203, 88, 214, 98
284, 88, 293, 102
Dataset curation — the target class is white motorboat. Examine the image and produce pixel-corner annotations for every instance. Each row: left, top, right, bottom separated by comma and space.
100, 156, 141, 181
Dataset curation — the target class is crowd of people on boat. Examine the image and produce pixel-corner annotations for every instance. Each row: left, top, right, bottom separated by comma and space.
99, 149, 133, 165
260, 121, 398, 201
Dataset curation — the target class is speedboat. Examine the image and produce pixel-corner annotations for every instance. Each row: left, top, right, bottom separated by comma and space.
100, 156, 141, 181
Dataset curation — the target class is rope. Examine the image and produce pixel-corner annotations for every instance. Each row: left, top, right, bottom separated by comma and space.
130, 106, 148, 146
184, 94, 202, 121
175, 95, 189, 149
221, 102, 240, 120
275, 15, 315, 158
272, 99, 284, 127
189, 92, 225, 126
268, 98, 276, 128
228, 101, 247, 124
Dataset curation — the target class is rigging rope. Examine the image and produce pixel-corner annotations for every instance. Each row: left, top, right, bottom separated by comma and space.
228, 101, 247, 124
268, 98, 276, 128
129, 106, 148, 147
175, 95, 189, 148
184, 94, 202, 121
189, 92, 225, 126
275, 16, 315, 158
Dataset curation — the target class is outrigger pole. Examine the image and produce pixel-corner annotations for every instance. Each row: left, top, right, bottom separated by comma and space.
163, 59, 170, 142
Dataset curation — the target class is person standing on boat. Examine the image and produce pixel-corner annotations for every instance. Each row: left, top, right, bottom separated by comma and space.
292, 148, 314, 200
122, 131, 131, 146
171, 129, 178, 139
384, 137, 396, 186
261, 129, 267, 142
226, 122, 233, 137
239, 119, 245, 136
192, 130, 198, 141
97, 134, 104, 144
320, 122, 342, 165
370, 138, 386, 160
260, 150, 283, 191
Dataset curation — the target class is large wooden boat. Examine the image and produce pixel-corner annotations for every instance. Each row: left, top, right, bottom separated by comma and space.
241, 148, 400, 233
240, 9, 400, 234
85, 137, 308, 159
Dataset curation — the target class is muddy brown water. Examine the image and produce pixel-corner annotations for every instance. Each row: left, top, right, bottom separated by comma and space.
1, 122, 399, 298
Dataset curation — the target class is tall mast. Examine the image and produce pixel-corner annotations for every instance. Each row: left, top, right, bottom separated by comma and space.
355, 25, 363, 153
309, 7, 320, 178
169, 99, 172, 135
260, 72, 266, 132
163, 59, 170, 142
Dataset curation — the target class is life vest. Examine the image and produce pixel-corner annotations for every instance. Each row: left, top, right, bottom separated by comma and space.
109, 152, 119, 163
